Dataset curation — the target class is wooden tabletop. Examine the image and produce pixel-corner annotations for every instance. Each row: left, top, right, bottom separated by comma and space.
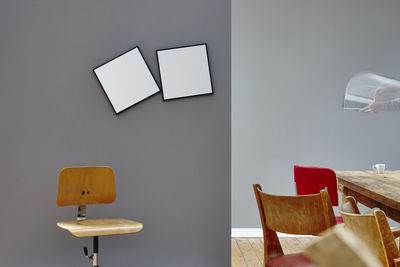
336, 170, 400, 222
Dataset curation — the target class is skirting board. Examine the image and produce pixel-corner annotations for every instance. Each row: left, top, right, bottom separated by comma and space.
232, 228, 313, 238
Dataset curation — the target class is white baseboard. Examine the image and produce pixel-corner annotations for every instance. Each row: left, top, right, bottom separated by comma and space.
232, 228, 263, 237
232, 228, 313, 238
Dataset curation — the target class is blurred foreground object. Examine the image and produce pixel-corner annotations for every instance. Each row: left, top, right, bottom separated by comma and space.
339, 196, 400, 267
305, 225, 383, 267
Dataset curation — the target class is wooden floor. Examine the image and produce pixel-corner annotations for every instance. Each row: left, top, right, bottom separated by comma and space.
232, 237, 316, 267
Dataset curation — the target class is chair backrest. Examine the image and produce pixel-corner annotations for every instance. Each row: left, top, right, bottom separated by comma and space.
56, 166, 116, 206
253, 184, 336, 263
339, 196, 400, 267
294, 165, 338, 206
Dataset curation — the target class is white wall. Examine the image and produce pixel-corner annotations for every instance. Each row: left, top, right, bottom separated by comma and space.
232, 0, 400, 228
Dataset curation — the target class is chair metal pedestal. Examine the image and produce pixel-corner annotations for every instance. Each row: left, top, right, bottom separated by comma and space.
83, 236, 99, 267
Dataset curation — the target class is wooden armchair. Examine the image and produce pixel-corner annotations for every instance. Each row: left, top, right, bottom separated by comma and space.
340, 196, 400, 267
253, 184, 336, 267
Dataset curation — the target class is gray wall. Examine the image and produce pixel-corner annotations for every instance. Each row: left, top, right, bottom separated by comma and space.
0, 0, 230, 266
232, 0, 400, 227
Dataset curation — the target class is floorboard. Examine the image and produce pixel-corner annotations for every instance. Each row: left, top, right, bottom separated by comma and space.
232, 237, 316, 267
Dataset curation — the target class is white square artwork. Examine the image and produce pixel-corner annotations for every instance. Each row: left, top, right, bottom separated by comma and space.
156, 44, 213, 100
93, 47, 160, 114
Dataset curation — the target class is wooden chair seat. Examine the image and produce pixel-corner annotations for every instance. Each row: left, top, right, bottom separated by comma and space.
266, 253, 318, 267
335, 216, 344, 224
57, 218, 143, 238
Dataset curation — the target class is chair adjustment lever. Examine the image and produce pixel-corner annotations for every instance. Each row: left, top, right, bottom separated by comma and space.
83, 246, 93, 260
83, 237, 99, 267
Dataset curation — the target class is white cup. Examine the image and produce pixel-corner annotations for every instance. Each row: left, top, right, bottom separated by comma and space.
373, 164, 385, 174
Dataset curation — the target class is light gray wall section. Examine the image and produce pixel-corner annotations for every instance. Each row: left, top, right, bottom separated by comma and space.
0, 0, 230, 266
232, 0, 400, 227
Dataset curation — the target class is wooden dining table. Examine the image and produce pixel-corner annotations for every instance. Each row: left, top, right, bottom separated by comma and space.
336, 170, 400, 222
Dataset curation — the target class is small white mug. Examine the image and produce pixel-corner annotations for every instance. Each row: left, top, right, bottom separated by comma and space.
373, 164, 385, 174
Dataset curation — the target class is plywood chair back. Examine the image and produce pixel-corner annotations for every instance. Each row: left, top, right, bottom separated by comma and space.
339, 196, 400, 267
253, 184, 336, 264
57, 166, 116, 207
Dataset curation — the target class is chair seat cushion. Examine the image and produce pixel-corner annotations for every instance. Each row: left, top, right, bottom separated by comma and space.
335, 216, 344, 224
266, 253, 318, 267
57, 218, 143, 237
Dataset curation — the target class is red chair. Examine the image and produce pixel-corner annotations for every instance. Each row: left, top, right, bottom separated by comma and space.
294, 165, 343, 224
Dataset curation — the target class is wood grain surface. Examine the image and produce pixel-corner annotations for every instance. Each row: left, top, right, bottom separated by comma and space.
336, 171, 400, 222
56, 166, 116, 206
232, 237, 315, 267
253, 184, 336, 264
57, 218, 143, 237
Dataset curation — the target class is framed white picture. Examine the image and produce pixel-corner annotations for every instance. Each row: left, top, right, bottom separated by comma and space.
93, 47, 160, 114
156, 44, 213, 100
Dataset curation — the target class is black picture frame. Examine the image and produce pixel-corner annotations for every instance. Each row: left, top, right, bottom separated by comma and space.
93, 46, 160, 115
156, 43, 214, 101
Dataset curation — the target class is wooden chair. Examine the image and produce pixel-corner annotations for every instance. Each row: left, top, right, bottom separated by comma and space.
253, 184, 336, 267
339, 196, 400, 267
56, 166, 143, 267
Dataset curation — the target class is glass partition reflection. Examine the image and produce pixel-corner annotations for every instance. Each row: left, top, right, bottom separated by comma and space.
344, 72, 400, 113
